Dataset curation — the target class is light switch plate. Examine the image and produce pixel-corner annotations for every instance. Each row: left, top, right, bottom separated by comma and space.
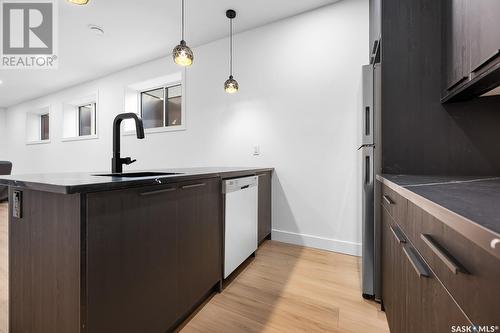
13, 191, 22, 219
253, 145, 260, 156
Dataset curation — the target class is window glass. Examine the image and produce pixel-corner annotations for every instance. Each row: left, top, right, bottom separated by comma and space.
166, 85, 182, 126
140, 84, 182, 129
141, 88, 164, 129
78, 103, 95, 136
40, 114, 49, 140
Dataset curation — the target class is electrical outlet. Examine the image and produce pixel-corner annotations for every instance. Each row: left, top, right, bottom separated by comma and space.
13, 190, 22, 219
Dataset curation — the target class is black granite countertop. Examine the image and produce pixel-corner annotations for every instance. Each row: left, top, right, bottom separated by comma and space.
0, 167, 274, 194
379, 174, 500, 235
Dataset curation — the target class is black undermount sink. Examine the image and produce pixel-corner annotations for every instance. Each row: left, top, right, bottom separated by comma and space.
93, 172, 182, 178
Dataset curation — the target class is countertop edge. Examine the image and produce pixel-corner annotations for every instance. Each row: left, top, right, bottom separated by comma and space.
0, 168, 274, 195
376, 174, 500, 260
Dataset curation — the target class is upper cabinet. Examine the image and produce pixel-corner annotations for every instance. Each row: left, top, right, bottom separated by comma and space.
442, 0, 500, 103
469, 0, 500, 74
444, 0, 468, 91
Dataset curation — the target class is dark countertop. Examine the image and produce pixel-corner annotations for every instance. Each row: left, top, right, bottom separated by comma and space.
378, 174, 500, 258
0, 167, 274, 194
382, 174, 500, 234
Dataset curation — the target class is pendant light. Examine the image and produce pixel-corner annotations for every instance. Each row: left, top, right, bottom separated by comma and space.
173, 0, 194, 67
224, 10, 239, 93
66, 0, 89, 4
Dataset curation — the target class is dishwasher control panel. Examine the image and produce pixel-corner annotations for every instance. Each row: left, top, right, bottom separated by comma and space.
223, 176, 258, 194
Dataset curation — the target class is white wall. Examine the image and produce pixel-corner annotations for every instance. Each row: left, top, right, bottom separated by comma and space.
2, 0, 368, 255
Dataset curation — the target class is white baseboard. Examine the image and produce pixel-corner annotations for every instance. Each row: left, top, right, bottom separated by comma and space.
271, 229, 361, 257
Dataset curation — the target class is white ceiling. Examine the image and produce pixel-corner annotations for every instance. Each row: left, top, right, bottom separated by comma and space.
0, 0, 338, 108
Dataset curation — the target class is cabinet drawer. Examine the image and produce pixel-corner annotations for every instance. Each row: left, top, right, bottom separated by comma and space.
382, 205, 471, 333
401, 241, 471, 333
407, 201, 500, 327
381, 184, 407, 226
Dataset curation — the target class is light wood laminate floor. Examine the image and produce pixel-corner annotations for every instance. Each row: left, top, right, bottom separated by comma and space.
0, 202, 388, 333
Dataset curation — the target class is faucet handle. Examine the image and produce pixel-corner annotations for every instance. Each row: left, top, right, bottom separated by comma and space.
123, 157, 137, 165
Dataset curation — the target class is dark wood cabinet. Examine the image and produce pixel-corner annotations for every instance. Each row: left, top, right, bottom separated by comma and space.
258, 171, 272, 243
442, 0, 500, 102
7, 169, 272, 333
469, 0, 500, 74
402, 242, 470, 333
86, 185, 180, 333
406, 201, 500, 327
9, 189, 81, 333
86, 178, 222, 333
381, 184, 473, 333
177, 179, 221, 316
381, 208, 406, 333
444, 0, 469, 91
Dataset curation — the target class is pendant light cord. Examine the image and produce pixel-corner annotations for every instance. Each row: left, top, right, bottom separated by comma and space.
181, 0, 185, 41
230, 17, 233, 76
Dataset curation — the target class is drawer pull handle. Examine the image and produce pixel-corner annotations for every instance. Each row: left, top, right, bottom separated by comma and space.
182, 183, 206, 189
383, 195, 394, 205
140, 187, 177, 196
390, 225, 406, 244
403, 246, 430, 278
420, 234, 467, 275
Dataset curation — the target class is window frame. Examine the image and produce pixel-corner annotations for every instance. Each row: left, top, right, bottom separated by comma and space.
61, 92, 99, 142
139, 82, 184, 131
123, 72, 186, 136
25, 105, 52, 145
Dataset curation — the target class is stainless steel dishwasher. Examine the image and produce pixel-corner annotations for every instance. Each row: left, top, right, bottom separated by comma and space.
223, 176, 259, 278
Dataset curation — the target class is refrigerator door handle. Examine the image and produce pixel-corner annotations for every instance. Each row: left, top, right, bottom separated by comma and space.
358, 143, 375, 150
364, 152, 374, 186
364, 155, 370, 185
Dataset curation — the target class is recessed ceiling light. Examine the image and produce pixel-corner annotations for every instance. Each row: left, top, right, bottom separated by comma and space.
67, 0, 89, 5
0, 79, 3, 85
88, 25, 104, 36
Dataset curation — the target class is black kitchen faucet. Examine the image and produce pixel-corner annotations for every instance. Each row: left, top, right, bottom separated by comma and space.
112, 113, 145, 173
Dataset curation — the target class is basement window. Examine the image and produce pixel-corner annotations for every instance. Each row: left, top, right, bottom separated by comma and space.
40, 114, 50, 140
26, 106, 51, 145
78, 103, 97, 136
140, 84, 182, 129
62, 93, 99, 141
123, 72, 185, 134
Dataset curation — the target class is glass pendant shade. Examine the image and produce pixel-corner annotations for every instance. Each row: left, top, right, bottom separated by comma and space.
66, 0, 89, 4
173, 40, 193, 67
224, 75, 239, 94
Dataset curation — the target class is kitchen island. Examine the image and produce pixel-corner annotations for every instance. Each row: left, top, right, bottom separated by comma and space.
0, 167, 273, 333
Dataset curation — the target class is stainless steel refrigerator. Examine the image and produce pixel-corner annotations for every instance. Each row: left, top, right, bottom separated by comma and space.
361, 62, 381, 300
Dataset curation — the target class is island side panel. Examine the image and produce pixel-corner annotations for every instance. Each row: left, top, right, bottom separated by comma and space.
9, 187, 81, 333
